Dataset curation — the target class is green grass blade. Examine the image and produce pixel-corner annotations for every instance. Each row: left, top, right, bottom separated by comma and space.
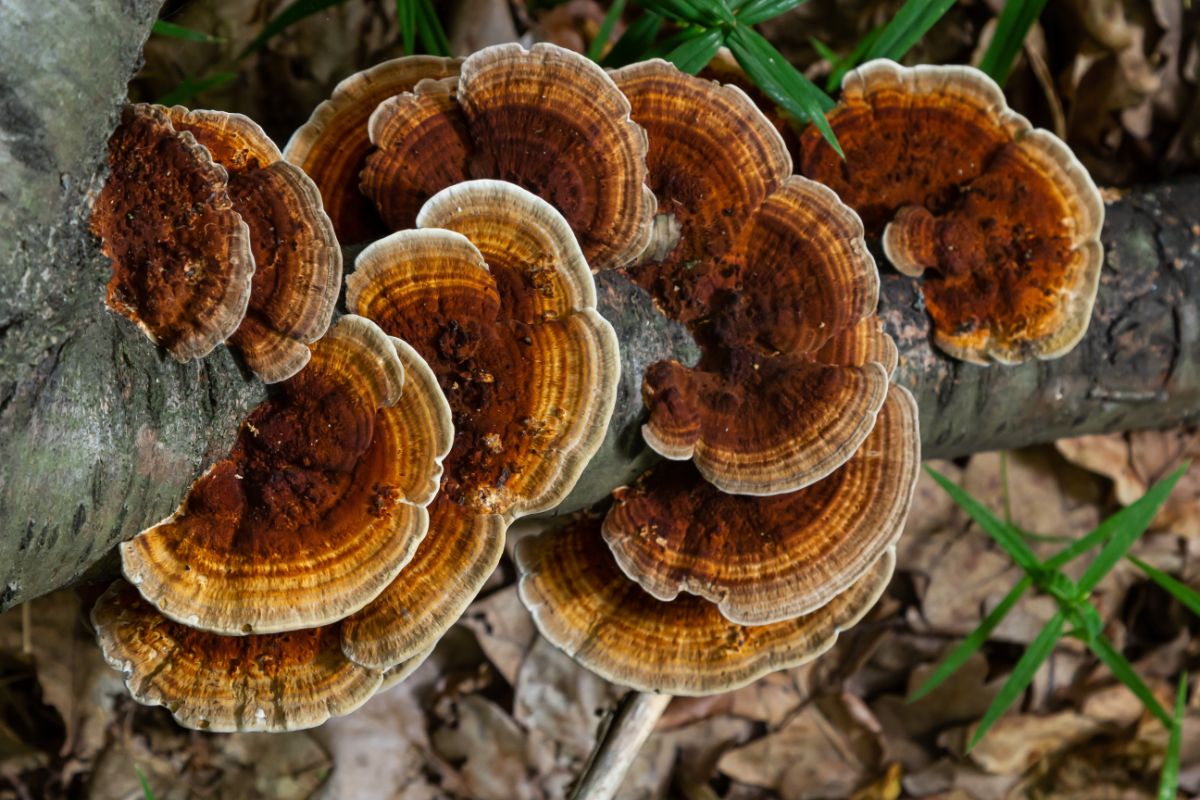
1078, 464, 1189, 593
977, 0, 1048, 86
396, 0, 417, 55
135, 765, 155, 800
636, 0, 711, 26
152, 20, 223, 43
909, 575, 1032, 703
1159, 672, 1188, 800
1129, 556, 1200, 617
414, 0, 451, 56
239, 0, 351, 59
587, 0, 628, 62
156, 71, 237, 107
737, 0, 808, 26
968, 610, 1064, 751
926, 466, 1042, 576
727, 26, 841, 155
866, 0, 956, 63
664, 28, 725, 74
1090, 633, 1171, 726
601, 12, 664, 67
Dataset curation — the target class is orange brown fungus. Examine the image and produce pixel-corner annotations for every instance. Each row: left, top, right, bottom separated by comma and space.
610, 62, 886, 495
120, 315, 453, 636
92, 104, 254, 361
360, 43, 655, 271
92, 581, 382, 733
284, 56, 463, 244
603, 384, 919, 625
797, 60, 1105, 365
342, 180, 619, 667
164, 107, 341, 383
516, 517, 896, 695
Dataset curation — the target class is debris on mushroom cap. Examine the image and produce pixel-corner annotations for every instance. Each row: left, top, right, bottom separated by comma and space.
119, 315, 453, 636
284, 56, 463, 243
342, 180, 619, 668
604, 384, 919, 625
797, 59, 1106, 365
163, 107, 342, 383
606, 62, 885, 496
516, 517, 896, 695
91, 103, 254, 361
361, 42, 655, 271
92, 581, 382, 733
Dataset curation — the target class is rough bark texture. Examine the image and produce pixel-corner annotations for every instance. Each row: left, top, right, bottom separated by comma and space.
0, 0, 1197, 610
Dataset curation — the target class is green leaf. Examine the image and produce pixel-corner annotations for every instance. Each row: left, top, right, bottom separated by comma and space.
1159, 673, 1188, 800
156, 71, 237, 107
737, 0, 808, 27
1129, 556, 1200, 618
926, 466, 1043, 577
587, 0, 629, 62
726, 26, 841, 155
809, 37, 839, 66
664, 28, 725, 74
865, 0, 957, 63
1078, 464, 1189, 594
601, 12, 664, 67
977, 0, 1049, 86
1090, 633, 1171, 726
909, 575, 1032, 703
152, 19, 223, 43
396, 0, 417, 55
636, 0, 712, 26
414, 0, 452, 57
968, 610, 1064, 751
136, 765, 155, 800
238, 0, 352, 59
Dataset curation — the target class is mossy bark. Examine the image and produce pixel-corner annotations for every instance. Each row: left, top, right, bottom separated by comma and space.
0, 0, 1197, 608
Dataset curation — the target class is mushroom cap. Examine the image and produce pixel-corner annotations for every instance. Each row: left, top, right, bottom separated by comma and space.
120, 315, 453, 635
797, 60, 1105, 365
163, 106, 343, 383
604, 383, 919, 624
92, 581, 382, 732
516, 518, 896, 696
361, 42, 655, 271
284, 56, 463, 243
342, 180, 619, 668
605, 63, 884, 496
92, 103, 254, 361
637, 176, 885, 496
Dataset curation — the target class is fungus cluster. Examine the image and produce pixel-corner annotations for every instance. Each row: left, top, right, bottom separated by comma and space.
92, 103, 341, 382
797, 60, 1105, 365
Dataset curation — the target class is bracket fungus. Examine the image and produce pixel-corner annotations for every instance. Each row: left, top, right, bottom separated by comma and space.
92, 103, 254, 362
119, 315, 453, 636
358, 42, 655, 271
517, 518, 897, 695
284, 56, 463, 244
163, 107, 342, 382
611, 60, 886, 496
797, 60, 1105, 365
341, 179, 620, 667
93, 103, 341, 382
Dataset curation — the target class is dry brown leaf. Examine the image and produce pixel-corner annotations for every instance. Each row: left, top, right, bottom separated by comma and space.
459, 585, 538, 687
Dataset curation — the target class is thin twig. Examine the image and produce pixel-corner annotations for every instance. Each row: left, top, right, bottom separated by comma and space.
572, 691, 672, 800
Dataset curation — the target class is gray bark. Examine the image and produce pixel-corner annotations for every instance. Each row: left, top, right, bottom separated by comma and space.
0, 0, 1197, 609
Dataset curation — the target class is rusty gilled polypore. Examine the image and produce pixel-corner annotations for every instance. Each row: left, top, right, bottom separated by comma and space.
611, 60, 887, 496
93, 104, 341, 382
284, 55, 463, 244
340, 180, 621, 667
797, 60, 1105, 365
164, 107, 342, 382
357, 42, 655, 271
119, 315, 453, 636
92, 104, 254, 361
